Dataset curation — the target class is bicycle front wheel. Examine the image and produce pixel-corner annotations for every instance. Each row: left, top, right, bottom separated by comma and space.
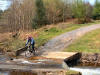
25, 51, 33, 57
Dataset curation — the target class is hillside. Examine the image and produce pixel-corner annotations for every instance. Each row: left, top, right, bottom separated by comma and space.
0, 20, 100, 52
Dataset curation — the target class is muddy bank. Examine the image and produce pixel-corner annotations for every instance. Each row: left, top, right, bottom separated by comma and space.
0, 71, 37, 75
10, 70, 81, 75
0, 69, 66, 75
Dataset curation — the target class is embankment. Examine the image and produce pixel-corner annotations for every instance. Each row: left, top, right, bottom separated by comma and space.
65, 53, 100, 67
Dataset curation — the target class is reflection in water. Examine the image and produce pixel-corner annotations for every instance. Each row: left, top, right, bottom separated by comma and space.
0, 71, 37, 75
70, 67, 100, 75
0, 72, 8, 75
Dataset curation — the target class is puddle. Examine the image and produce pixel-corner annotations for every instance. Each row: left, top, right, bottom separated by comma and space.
21, 60, 43, 64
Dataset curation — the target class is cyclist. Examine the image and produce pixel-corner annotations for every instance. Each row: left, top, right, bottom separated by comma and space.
25, 36, 35, 54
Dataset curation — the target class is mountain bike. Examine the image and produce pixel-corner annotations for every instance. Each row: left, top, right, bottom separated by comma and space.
25, 45, 36, 57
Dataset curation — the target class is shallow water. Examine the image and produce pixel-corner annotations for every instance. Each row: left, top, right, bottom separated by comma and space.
0, 71, 8, 75
0, 58, 63, 75
0, 55, 65, 75
70, 67, 100, 75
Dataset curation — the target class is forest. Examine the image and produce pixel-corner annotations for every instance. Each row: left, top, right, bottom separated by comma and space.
0, 0, 100, 32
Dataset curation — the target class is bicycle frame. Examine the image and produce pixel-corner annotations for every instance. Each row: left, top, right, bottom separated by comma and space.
25, 44, 35, 57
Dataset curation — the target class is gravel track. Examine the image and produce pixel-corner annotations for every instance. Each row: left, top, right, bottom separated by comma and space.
39, 24, 100, 54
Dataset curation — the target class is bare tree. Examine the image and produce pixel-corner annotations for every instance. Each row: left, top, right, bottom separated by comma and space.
6, 0, 35, 32
43, 0, 71, 24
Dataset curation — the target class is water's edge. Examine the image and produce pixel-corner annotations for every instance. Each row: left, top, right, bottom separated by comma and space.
70, 67, 100, 75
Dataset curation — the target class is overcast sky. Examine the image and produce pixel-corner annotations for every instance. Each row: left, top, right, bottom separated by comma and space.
0, 0, 11, 10
88, 0, 96, 5
0, 0, 96, 11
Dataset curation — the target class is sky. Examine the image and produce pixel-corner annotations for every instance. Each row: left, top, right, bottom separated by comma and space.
87, 0, 96, 5
0, 0, 96, 11
0, 0, 11, 10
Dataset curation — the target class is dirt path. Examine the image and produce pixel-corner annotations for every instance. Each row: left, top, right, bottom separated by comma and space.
39, 24, 100, 54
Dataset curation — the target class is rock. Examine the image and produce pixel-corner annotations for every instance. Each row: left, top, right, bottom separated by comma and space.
80, 53, 100, 66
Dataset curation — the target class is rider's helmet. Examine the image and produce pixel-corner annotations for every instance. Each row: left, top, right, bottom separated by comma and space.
26, 34, 32, 40
28, 36, 32, 40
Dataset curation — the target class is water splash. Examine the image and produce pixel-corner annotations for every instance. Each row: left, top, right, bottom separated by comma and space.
70, 67, 100, 75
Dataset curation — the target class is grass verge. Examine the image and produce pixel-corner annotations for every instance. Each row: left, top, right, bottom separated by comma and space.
64, 29, 100, 53
66, 70, 81, 75
35, 20, 100, 47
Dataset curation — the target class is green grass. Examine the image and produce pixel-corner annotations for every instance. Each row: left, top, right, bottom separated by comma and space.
66, 70, 81, 75
1, 20, 100, 51
64, 29, 100, 53
35, 20, 100, 47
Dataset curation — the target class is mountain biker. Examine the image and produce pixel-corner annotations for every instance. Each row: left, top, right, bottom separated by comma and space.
25, 36, 35, 53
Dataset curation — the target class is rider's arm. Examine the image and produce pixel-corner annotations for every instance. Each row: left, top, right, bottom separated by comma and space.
31, 38, 35, 44
25, 39, 29, 46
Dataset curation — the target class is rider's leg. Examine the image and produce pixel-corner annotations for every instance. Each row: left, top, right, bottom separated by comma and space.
32, 44, 35, 54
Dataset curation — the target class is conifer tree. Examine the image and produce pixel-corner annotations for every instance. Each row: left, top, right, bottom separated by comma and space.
93, 0, 100, 19
33, 0, 48, 28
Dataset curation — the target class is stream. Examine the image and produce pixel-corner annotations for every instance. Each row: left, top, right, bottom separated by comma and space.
70, 67, 100, 75
1, 54, 100, 75
0, 57, 63, 75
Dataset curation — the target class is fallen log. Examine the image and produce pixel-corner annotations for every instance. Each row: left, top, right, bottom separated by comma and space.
16, 46, 28, 56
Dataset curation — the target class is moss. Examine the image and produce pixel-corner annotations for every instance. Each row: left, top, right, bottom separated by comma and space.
66, 70, 81, 75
